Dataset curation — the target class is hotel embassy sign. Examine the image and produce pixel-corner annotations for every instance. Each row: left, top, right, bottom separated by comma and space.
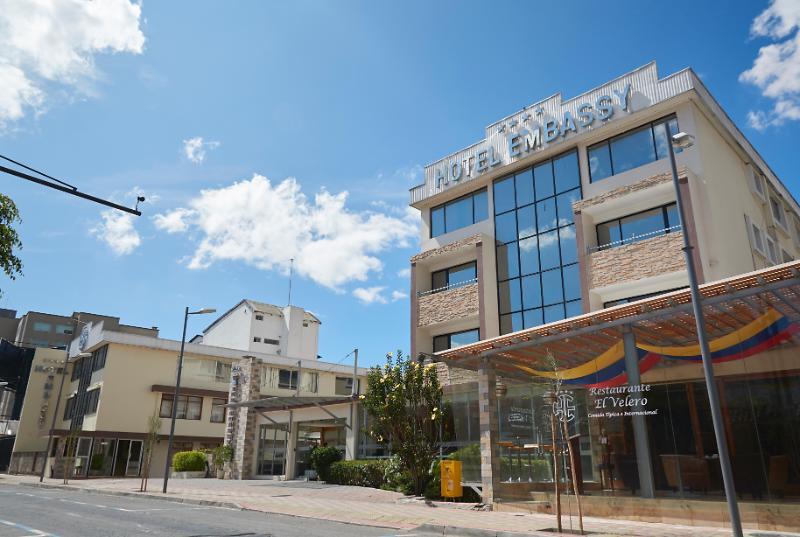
432, 83, 632, 190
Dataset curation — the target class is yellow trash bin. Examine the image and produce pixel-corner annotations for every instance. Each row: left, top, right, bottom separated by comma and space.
440, 459, 462, 498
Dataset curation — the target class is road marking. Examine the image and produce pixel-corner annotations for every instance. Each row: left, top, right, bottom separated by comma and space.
0, 518, 61, 537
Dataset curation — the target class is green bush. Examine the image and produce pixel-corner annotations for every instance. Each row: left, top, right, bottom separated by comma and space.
212, 444, 233, 469
327, 460, 389, 488
309, 446, 342, 481
382, 455, 412, 494
172, 450, 207, 472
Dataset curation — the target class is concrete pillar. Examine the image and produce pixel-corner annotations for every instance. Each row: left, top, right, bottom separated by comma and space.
284, 411, 298, 480
622, 326, 655, 498
345, 403, 360, 461
478, 359, 500, 505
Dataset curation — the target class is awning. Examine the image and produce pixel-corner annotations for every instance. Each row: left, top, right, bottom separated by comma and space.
225, 395, 356, 412
436, 261, 800, 386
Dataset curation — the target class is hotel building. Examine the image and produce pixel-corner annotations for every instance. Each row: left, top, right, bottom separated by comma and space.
410, 62, 800, 530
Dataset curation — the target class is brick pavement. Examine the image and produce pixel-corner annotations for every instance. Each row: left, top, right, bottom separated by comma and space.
0, 474, 747, 536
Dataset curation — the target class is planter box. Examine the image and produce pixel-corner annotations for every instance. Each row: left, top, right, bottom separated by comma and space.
172, 470, 206, 479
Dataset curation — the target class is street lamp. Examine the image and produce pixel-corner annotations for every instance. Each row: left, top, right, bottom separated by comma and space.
665, 124, 742, 537
162, 307, 216, 494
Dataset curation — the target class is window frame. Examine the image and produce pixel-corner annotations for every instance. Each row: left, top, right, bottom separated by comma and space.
278, 369, 298, 390
750, 221, 767, 256
587, 114, 679, 183
210, 397, 227, 423
769, 195, 789, 232
429, 188, 488, 238
430, 261, 478, 292
432, 328, 480, 352
159, 394, 203, 420
766, 235, 779, 264
594, 202, 679, 250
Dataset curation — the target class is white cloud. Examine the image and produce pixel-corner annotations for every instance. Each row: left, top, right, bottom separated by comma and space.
391, 290, 408, 301
353, 286, 388, 305
183, 136, 220, 164
90, 210, 141, 255
0, 0, 145, 130
153, 174, 418, 290
740, 0, 800, 130
397, 268, 411, 278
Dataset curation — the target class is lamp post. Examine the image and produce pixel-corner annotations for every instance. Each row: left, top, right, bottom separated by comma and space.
162, 307, 216, 494
665, 125, 742, 537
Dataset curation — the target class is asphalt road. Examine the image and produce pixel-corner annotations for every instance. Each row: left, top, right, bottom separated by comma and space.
0, 483, 422, 537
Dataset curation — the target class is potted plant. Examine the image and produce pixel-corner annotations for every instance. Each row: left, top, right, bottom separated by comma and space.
213, 444, 233, 479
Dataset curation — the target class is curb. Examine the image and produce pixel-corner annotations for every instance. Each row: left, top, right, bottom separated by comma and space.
414, 523, 541, 537
18, 481, 243, 510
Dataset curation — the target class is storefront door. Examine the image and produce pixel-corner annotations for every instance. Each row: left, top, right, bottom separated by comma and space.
112, 440, 143, 477
256, 425, 288, 476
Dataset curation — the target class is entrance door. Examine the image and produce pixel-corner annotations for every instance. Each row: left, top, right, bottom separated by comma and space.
125, 440, 143, 477
256, 425, 288, 476
113, 440, 129, 477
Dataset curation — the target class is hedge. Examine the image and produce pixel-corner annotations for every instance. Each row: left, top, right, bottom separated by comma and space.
327, 460, 389, 488
173, 450, 207, 472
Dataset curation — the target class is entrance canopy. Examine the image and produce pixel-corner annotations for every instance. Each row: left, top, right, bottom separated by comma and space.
226, 395, 356, 412
436, 262, 800, 385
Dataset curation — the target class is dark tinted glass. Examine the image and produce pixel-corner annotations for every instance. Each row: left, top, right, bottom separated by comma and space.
597, 221, 621, 248
610, 125, 656, 175
433, 335, 449, 352
544, 304, 565, 324
449, 262, 476, 285
521, 274, 542, 309
432, 270, 447, 290
556, 189, 580, 227
523, 308, 543, 329
450, 329, 479, 348
620, 207, 665, 242
588, 144, 612, 182
539, 230, 560, 270
536, 198, 557, 233
565, 300, 583, 318
562, 263, 581, 302
494, 211, 517, 244
517, 205, 536, 239
445, 196, 473, 233
473, 190, 488, 222
515, 169, 534, 207
541, 269, 564, 305
554, 151, 580, 193
498, 278, 521, 314
559, 225, 578, 265
496, 242, 519, 280
518, 236, 539, 275
431, 207, 445, 237
666, 203, 679, 228
534, 161, 554, 200
500, 312, 523, 334
494, 177, 515, 215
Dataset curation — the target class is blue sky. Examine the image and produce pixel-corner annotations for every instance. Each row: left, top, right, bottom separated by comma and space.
1, 0, 798, 366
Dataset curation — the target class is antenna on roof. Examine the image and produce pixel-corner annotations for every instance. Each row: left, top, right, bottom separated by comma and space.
287, 258, 294, 306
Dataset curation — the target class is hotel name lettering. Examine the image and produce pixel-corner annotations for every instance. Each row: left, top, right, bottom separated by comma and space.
432, 83, 631, 189
587, 383, 658, 419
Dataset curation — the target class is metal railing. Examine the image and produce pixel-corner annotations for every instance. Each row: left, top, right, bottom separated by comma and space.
589, 224, 682, 253
418, 278, 478, 298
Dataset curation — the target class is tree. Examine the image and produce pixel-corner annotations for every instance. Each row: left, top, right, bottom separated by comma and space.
140, 412, 162, 492
0, 193, 22, 295
362, 351, 443, 496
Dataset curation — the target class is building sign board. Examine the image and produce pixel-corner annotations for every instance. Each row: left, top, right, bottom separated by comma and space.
587, 384, 658, 419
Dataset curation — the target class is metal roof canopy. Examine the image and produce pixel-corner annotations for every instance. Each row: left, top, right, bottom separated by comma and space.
437, 262, 800, 378
225, 395, 356, 412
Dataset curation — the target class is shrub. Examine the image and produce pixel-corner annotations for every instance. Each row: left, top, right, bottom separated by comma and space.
309, 446, 342, 481
172, 450, 206, 472
382, 455, 412, 494
213, 444, 234, 469
327, 460, 389, 488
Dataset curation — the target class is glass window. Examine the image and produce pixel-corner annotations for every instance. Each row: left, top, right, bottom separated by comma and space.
543, 304, 565, 324
536, 198, 557, 233
514, 170, 534, 207
494, 211, 517, 244
433, 335, 449, 352
541, 269, 564, 305
654, 117, 679, 160
215, 361, 232, 383
770, 197, 787, 227
335, 376, 356, 395
565, 300, 583, 318
597, 221, 621, 248
433, 329, 479, 352
432, 270, 447, 290
609, 124, 656, 175
498, 278, 521, 314
211, 398, 226, 423
559, 225, 577, 265
159, 395, 201, 420
56, 324, 73, 335
533, 161, 554, 200
518, 236, 539, 275
521, 274, 542, 309
253, 336, 262, 343
91, 345, 107, 372
666, 203, 680, 228
516, 205, 536, 239
301, 371, 319, 393
448, 262, 477, 286
554, 151, 580, 193
33, 322, 51, 332
500, 312, 523, 334
186, 396, 202, 420
85, 388, 100, 415
445, 196, 472, 233
278, 369, 298, 390
431, 207, 445, 237
620, 206, 665, 242
538, 230, 560, 271
752, 224, 766, 253
473, 190, 488, 222
496, 243, 519, 280
596, 203, 677, 250
556, 189, 579, 227
493, 177, 515, 215
562, 263, 581, 302
523, 308, 543, 329
588, 144, 612, 182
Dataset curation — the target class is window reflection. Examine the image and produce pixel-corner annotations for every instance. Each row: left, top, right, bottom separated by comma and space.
430, 189, 488, 238
596, 203, 678, 250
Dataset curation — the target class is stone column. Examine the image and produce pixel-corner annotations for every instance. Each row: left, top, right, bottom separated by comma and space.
345, 402, 360, 461
622, 326, 655, 498
226, 356, 262, 479
284, 411, 298, 480
478, 359, 500, 505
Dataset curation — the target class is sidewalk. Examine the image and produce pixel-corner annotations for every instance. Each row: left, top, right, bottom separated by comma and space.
0, 474, 748, 537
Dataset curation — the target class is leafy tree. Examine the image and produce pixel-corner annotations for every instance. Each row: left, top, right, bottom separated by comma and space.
362, 350, 443, 496
0, 193, 22, 295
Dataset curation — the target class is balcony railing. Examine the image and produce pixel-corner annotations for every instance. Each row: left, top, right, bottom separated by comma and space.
418, 278, 478, 297
589, 225, 682, 253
